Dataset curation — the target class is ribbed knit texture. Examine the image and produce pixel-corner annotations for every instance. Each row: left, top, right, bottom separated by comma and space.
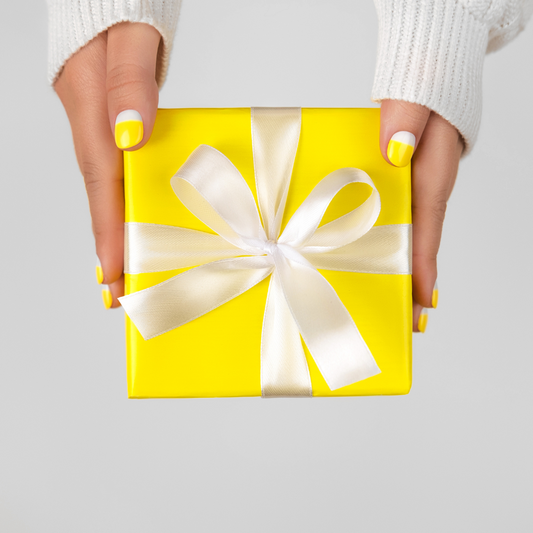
372, 0, 533, 153
47, 0, 182, 87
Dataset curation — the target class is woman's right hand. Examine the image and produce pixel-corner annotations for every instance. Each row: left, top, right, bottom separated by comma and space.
54, 22, 161, 308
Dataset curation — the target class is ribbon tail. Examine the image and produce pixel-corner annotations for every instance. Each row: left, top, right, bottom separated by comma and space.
275, 253, 381, 390
261, 272, 312, 397
119, 256, 273, 340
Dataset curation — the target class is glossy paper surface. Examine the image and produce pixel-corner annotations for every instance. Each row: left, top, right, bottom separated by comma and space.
124, 108, 412, 397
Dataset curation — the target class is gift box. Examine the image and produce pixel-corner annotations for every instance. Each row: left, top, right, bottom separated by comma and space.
121, 107, 412, 398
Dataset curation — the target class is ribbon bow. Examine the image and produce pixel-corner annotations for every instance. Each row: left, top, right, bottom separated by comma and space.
119, 108, 411, 397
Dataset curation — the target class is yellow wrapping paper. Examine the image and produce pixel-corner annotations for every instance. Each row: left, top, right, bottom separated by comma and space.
124, 108, 412, 398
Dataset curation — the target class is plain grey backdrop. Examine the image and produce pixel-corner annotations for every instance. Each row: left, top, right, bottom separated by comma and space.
1, 1, 532, 531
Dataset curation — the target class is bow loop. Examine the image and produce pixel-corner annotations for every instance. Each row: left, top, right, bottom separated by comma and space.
171, 145, 266, 251
279, 168, 381, 252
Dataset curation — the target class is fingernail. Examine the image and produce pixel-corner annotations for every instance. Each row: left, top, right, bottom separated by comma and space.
432, 280, 439, 309
387, 131, 416, 167
102, 287, 113, 310
95, 257, 104, 285
418, 308, 428, 333
115, 110, 143, 149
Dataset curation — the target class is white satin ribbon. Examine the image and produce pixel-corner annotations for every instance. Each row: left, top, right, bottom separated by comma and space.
119, 107, 411, 397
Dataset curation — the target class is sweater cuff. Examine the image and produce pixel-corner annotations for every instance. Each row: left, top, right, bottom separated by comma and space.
372, 0, 489, 154
47, 0, 182, 88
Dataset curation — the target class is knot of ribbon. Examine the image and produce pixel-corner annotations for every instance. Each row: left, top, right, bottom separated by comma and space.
257, 239, 278, 257
119, 107, 411, 397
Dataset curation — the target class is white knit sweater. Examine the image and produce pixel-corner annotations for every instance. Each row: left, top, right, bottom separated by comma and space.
47, 0, 533, 152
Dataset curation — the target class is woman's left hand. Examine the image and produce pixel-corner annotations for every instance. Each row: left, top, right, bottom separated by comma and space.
379, 100, 464, 332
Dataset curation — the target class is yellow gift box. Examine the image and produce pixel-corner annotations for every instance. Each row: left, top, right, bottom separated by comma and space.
123, 108, 412, 398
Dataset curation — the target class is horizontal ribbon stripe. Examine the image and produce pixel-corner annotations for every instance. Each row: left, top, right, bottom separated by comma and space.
119, 107, 412, 396
302, 224, 412, 274
125, 223, 243, 274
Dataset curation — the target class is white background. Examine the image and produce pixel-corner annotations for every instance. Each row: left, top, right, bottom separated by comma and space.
1, 1, 532, 531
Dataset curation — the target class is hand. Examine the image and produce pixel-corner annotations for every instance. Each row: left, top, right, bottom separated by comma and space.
379, 100, 464, 332
54, 22, 161, 308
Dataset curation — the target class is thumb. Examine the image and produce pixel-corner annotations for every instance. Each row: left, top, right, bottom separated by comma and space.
379, 100, 431, 167
107, 22, 161, 151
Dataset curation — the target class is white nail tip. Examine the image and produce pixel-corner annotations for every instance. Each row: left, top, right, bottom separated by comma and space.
391, 131, 416, 147
116, 110, 143, 125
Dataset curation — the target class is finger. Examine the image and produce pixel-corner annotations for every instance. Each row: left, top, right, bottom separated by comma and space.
107, 22, 161, 151
55, 33, 125, 308
411, 112, 463, 310
413, 301, 428, 333
380, 100, 431, 167
102, 275, 124, 310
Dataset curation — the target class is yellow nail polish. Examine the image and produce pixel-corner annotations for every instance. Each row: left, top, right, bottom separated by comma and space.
95, 260, 104, 284
418, 308, 428, 333
102, 288, 113, 309
432, 280, 439, 309
115, 110, 143, 149
387, 131, 415, 167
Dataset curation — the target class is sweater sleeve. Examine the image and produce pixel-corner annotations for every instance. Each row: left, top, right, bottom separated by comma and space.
47, 0, 182, 88
371, 0, 533, 153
